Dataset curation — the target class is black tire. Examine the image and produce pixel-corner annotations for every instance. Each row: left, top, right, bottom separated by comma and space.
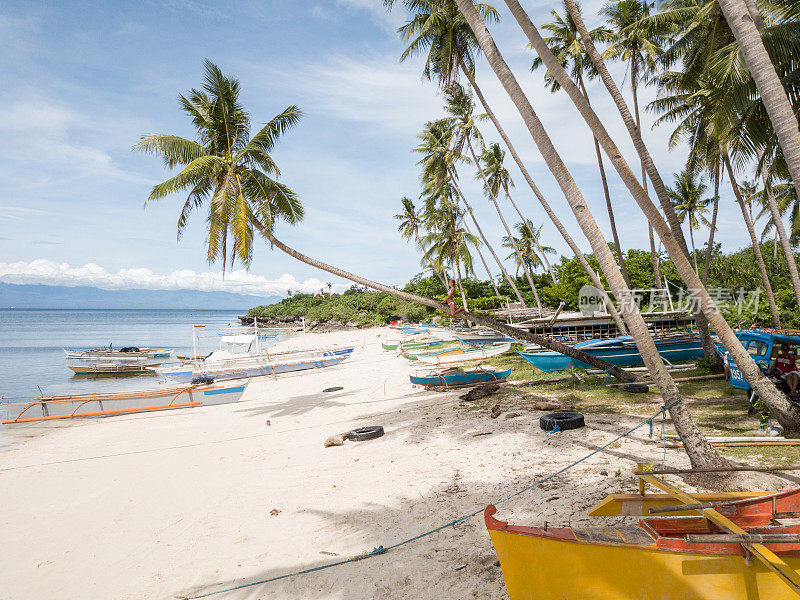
347, 426, 384, 441
540, 411, 584, 432
621, 383, 650, 394
323, 386, 344, 393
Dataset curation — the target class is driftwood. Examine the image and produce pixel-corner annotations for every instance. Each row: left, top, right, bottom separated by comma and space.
459, 384, 501, 402
324, 432, 350, 447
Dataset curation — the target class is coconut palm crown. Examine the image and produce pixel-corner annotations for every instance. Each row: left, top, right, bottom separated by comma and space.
135, 59, 303, 270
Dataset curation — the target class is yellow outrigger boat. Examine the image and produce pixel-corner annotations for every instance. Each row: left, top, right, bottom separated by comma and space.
487, 467, 800, 599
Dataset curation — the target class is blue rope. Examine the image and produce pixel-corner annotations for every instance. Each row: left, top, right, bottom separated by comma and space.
185, 399, 681, 599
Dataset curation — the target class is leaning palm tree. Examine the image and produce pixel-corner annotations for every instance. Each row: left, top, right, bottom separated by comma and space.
496, 0, 800, 432
135, 59, 303, 271
668, 169, 711, 276
445, 83, 541, 312
503, 220, 557, 277
533, 1, 630, 286
456, 0, 747, 465
601, 0, 671, 287
140, 64, 649, 411
422, 202, 478, 311
392, 0, 626, 328
717, 0, 800, 202
394, 197, 449, 288
481, 142, 557, 284
415, 116, 527, 306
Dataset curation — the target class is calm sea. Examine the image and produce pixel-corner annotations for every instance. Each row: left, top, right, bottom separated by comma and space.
0, 309, 293, 401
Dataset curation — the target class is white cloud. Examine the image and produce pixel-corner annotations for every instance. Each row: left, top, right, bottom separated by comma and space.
0, 259, 343, 296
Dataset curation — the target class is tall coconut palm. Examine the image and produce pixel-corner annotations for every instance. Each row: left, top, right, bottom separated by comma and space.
394, 197, 449, 288
456, 0, 729, 466
135, 59, 303, 271
422, 202, 478, 311
392, 0, 628, 328
416, 116, 528, 306
602, 0, 671, 287
717, 0, 800, 203
668, 169, 711, 276
503, 221, 557, 277
420, 177, 502, 296
141, 62, 645, 401
725, 155, 781, 327
533, 1, 631, 286
544, 0, 735, 361
480, 142, 558, 284
502, 0, 800, 430
760, 163, 800, 313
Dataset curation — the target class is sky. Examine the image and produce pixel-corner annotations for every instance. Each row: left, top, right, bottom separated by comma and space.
0, 0, 755, 298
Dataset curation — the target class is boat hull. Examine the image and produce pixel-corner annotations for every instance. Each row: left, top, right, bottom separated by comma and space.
518, 337, 704, 372
1, 383, 247, 423
156, 351, 351, 381
416, 342, 512, 365
410, 368, 511, 387
486, 505, 800, 600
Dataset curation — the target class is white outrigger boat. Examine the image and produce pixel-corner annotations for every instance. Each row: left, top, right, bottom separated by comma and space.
156, 346, 355, 382
63, 346, 173, 361
1, 381, 248, 424
415, 342, 511, 365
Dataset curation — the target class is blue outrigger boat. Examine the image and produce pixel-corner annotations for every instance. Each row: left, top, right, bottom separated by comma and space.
410, 367, 512, 387
518, 334, 703, 372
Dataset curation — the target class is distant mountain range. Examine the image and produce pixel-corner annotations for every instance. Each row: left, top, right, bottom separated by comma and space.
0, 282, 281, 310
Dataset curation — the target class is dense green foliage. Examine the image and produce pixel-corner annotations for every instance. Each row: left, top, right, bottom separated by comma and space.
248, 241, 800, 328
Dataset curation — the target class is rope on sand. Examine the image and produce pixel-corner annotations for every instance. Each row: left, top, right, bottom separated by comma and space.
183, 399, 680, 599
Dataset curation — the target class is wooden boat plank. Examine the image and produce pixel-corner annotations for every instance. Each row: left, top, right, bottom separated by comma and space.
588, 492, 773, 516
639, 472, 800, 595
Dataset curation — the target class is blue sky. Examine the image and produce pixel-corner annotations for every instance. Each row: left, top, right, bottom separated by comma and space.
0, 1, 752, 297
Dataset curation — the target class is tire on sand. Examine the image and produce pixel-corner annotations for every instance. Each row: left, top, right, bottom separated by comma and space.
347, 426, 384, 441
539, 411, 585, 432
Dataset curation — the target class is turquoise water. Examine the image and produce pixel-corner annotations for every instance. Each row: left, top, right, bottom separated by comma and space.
0, 309, 292, 399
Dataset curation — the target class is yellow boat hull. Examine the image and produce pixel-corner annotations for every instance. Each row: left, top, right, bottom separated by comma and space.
489, 527, 800, 599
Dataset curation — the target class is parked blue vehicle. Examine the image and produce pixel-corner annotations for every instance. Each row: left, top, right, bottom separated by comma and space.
724, 329, 800, 394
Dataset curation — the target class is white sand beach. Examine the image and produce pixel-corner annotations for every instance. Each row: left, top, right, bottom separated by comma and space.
0, 328, 781, 600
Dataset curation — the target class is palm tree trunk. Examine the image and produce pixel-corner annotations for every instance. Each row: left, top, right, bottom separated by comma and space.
250, 217, 639, 381
775, 229, 779, 259
578, 75, 631, 287
459, 0, 727, 467
702, 167, 720, 285
761, 164, 800, 313
446, 165, 528, 306
718, 0, 800, 202
689, 222, 698, 276
506, 195, 557, 284
416, 231, 449, 289
560, 0, 717, 363
521, 0, 800, 432
631, 62, 661, 289
455, 261, 469, 313
461, 217, 501, 297
726, 156, 781, 327
461, 62, 627, 333
467, 137, 542, 314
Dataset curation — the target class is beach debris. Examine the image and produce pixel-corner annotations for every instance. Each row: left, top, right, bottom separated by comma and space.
490, 403, 502, 419
620, 383, 650, 394
459, 384, 500, 402
347, 425, 384, 441
324, 432, 350, 447
323, 386, 344, 393
266, 420, 271, 426
539, 411, 585, 432
269, 509, 281, 516
319, 551, 339, 557
473, 431, 492, 437
505, 412, 522, 419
